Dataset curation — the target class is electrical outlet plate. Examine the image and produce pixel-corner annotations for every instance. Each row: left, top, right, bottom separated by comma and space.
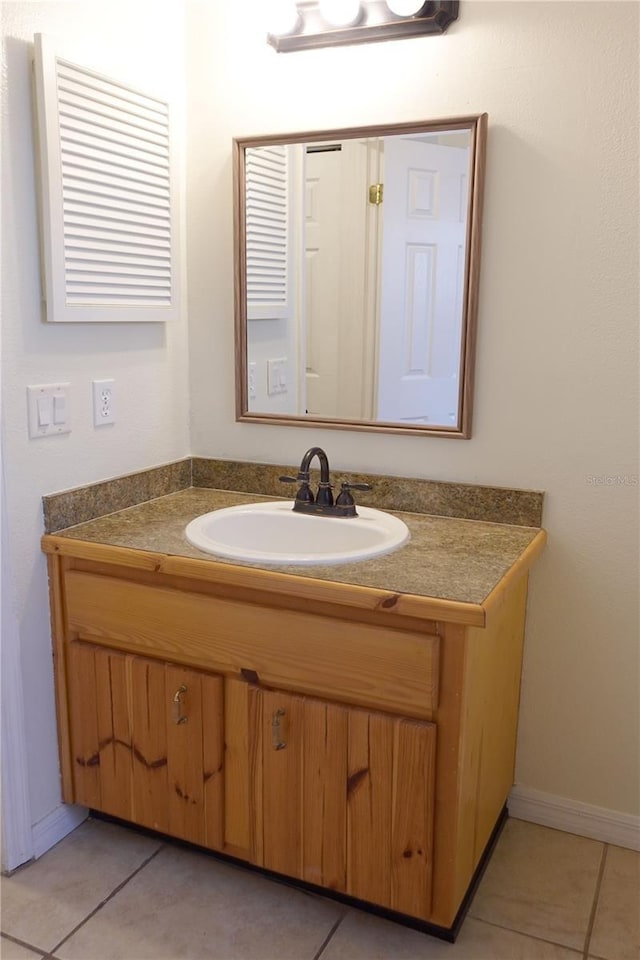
92, 379, 115, 426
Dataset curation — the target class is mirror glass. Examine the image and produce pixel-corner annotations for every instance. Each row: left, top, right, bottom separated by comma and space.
234, 115, 487, 438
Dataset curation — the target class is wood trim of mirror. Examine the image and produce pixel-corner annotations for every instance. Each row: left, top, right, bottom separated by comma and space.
233, 114, 488, 439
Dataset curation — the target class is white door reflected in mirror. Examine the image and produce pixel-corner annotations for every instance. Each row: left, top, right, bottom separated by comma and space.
377, 132, 469, 426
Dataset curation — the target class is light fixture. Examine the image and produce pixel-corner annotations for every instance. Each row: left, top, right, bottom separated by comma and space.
318, 0, 362, 27
267, 1, 458, 53
268, 0, 300, 36
386, 0, 426, 15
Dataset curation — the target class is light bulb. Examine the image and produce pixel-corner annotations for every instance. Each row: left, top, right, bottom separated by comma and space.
319, 0, 362, 28
385, 0, 425, 16
269, 0, 300, 35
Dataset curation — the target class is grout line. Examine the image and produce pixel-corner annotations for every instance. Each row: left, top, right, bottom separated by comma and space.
45, 843, 165, 957
312, 908, 349, 960
583, 843, 608, 960
1, 931, 50, 957
471, 917, 584, 955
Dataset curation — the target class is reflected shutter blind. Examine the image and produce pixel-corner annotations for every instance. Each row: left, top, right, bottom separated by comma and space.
33, 34, 179, 322
245, 145, 292, 320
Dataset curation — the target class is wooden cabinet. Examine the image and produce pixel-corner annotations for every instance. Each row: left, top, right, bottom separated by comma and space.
249, 687, 436, 919
66, 641, 224, 848
42, 538, 540, 938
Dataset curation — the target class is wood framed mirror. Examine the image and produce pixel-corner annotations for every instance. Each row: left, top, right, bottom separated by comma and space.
233, 114, 487, 438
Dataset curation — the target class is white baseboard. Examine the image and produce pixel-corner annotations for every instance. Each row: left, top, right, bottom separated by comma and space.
509, 785, 640, 851
32, 804, 88, 860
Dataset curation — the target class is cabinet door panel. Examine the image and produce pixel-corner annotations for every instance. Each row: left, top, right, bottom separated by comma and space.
165, 665, 223, 847
166, 665, 224, 848
130, 656, 169, 834
390, 719, 436, 915
200, 672, 225, 849
347, 710, 394, 905
67, 642, 102, 808
94, 649, 133, 821
347, 713, 436, 914
251, 689, 348, 887
253, 688, 305, 877
66, 642, 224, 848
225, 679, 251, 856
302, 698, 348, 890
250, 687, 435, 919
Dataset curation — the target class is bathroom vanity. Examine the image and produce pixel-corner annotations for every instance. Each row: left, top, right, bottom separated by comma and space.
41, 484, 545, 939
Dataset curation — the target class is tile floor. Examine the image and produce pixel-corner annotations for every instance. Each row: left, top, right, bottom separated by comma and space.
1, 817, 638, 960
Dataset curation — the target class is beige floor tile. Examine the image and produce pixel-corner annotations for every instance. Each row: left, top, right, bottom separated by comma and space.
321, 910, 583, 959
57, 843, 344, 960
0, 935, 45, 959
468, 818, 603, 950
589, 845, 640, 960
0, 819, 162, 954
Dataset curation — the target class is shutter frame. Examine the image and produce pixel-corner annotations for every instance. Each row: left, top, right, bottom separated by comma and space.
245, 144, 293, 321
33, 33, 180, 323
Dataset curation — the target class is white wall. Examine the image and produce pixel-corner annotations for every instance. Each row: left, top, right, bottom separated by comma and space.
1, 1, 190, 839
186, 2, 639, 817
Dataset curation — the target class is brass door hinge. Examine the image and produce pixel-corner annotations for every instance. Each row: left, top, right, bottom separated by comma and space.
368, 183, 384, 205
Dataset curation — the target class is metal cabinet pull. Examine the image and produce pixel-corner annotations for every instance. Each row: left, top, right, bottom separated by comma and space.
272, 708, 286, 750
172, 684, 188, 725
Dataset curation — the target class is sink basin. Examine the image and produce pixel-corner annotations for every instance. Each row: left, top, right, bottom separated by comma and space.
185, 500, 410, 566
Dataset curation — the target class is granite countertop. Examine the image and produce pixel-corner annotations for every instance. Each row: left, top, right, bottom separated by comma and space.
46, 487, 545, 607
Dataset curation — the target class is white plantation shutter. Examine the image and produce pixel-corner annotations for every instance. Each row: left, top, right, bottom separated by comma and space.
33, 34, 179, 322
245, 144, 292, 321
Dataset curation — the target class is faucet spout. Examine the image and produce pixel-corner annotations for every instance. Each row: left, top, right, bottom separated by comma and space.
298, 447, 333, 505
298, 446, 330, 484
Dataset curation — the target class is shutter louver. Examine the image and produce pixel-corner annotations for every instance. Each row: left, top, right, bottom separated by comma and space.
33, 34, 179, 322
245, 145, 292, 320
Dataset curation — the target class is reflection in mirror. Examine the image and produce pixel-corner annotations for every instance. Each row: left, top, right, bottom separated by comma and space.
234, 115, 487, 438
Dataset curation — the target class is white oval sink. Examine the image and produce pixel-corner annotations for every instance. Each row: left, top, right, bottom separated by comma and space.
185, 500, 410, 566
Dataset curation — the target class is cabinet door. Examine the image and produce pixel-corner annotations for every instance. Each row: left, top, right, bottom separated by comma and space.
249, 687, 436, 920
66, 642, 224, 849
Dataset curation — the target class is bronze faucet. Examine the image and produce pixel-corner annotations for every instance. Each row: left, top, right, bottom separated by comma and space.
279, 447, 371, 518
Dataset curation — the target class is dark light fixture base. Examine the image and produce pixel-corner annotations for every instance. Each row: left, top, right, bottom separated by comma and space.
268, 1, 459, 53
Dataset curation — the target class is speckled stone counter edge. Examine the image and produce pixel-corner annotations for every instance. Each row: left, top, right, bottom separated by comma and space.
43, 457, 544, 533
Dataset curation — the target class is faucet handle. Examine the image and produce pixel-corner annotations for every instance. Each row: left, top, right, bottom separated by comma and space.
279, 474, 314, 504
336, 480, 372, 508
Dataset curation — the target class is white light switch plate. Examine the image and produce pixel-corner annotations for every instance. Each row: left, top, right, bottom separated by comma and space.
267, 357, 288, 396
27, 383, 71, 438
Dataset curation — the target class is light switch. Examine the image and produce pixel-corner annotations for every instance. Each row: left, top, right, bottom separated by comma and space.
53, 394, 67, 424
37, 396, 53, 426
267, 358, 288, 396
27, 383, 71, 438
